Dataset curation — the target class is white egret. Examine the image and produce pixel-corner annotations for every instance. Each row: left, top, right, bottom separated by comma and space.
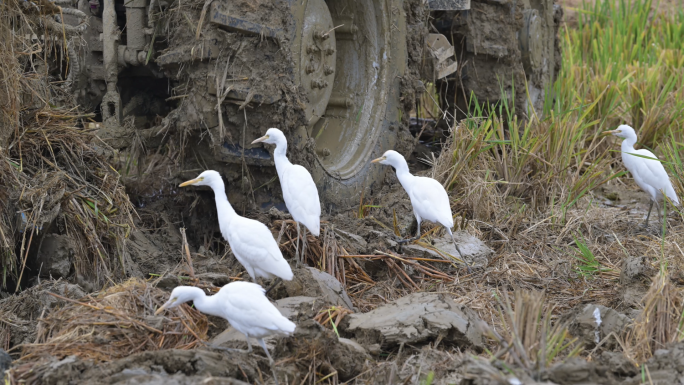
179, 171, 293, 290
155, 282, 295, 382
606, 125, 680, 226
252, 128, 321, 265
371, 150, 470, 270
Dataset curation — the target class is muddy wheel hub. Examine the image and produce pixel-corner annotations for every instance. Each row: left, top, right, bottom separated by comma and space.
520, 9, 543, 76
298, 0, 336, 126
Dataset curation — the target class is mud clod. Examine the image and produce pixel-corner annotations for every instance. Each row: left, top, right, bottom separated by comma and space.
620, 255, 656, 285
13, 349, 257, 385
281, 319, 369, 381
0, 348, 11, 372
621, 342, 684, 384
547, 357, 612, 385
30, 233, 75, 280
341, 292, 483, 351
561, 304, 630, 350
275, 296, 320, 323
598, 351, 638, 378
618, 255, 656, 310
284, 267, 355, 310
405, 232, 493, 267
0, 281, 86, 348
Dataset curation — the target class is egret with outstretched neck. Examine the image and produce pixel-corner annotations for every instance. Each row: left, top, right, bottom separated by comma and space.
371, 150, 470, 271
252, 128, 321, 266
156, 282, 295, 384
179, 170, 293, 289
606, 125, 680, 226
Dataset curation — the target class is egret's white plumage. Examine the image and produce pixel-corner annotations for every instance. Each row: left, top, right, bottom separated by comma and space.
372, 150, 468, 268
607, 125, 680, 225
155, 281, 295, 363
252, 128, 321, 263
179, 170, 293, 282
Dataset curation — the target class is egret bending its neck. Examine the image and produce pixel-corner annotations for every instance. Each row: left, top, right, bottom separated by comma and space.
161, 286, 223, 318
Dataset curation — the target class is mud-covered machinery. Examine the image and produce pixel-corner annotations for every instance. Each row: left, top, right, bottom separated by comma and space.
55, 0, 561, 209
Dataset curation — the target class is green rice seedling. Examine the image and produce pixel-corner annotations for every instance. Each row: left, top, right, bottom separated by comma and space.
571, 234, 616, 279
420, 371, 435, 385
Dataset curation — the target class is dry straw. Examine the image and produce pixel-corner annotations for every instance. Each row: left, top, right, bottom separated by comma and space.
0, 0, 136, 289
13, 278, 208, 374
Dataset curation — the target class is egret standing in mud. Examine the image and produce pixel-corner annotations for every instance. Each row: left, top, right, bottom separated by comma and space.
179, 170, 293, 291
606, 125, 680, 226
156, 281, 295, 384
371, 150, 470, 271
252, 128, 321, 266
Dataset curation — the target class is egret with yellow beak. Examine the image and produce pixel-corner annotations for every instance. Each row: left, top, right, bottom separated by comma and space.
605, 125, 679, 227
252, 128, 321, 265
372, 150, 470, 271
156, 282, 295, 383
179, 170, 293, 289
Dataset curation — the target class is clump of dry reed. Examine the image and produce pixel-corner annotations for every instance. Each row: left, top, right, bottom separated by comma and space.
16, 278, 208, 365
469, 288, 582, 382
0, 0, 136, 288
623, 268, 683, 363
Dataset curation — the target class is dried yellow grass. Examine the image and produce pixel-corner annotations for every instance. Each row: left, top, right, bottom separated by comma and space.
18, 278, 209, 363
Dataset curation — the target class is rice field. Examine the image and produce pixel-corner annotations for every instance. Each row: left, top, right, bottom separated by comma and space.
429, 0, 684, 371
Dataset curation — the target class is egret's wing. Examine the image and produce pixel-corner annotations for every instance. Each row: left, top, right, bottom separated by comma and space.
281, 165, 321, 235
220, 282, 295, 334
410, 176, 454, 228
628, 149, 679, 204
228, 216, 293, 280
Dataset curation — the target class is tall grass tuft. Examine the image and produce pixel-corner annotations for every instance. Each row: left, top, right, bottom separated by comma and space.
476, 289, 582, 381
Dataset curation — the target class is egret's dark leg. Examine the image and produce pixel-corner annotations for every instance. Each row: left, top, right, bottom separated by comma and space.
295, 222, 301, 267
447, 228, 472, 273
643, 200, 654, 227
247, 267, 258, 284
265, 277, 282, 296
301, 227, 308, 264
397, 219, 422, 244
257, 338, 274, 364
258, 338, 280, 385
656, 201, 666, 234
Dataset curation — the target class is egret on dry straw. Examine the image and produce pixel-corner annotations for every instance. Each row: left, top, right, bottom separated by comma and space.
155, 282, 295, 383
252, 128, 321, 267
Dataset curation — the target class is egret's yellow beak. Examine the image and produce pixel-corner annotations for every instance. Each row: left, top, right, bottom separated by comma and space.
251, 134, 269, 144
155, 303, 168, 315
603, 130, 619, 135
371, 156, 385, 163
179, 177, 203, 187
155, 298, 176, 315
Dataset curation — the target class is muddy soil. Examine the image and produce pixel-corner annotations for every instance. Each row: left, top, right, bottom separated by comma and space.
3, 178, 670, 384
